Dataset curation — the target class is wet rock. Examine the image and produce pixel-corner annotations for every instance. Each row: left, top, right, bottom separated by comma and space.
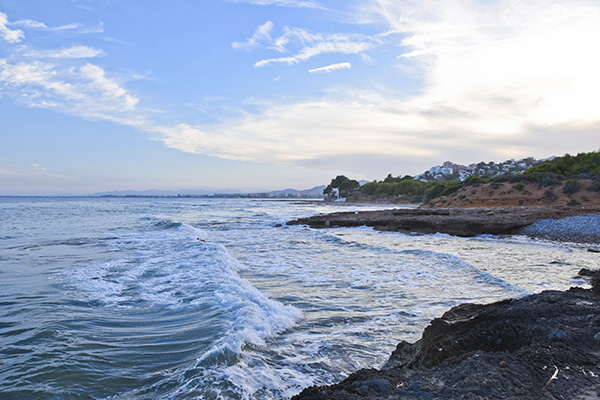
578, 268, 599, 276
293, 287, 600, 400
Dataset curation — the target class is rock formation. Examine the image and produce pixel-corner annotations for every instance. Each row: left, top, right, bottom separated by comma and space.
293, 276, 600, 399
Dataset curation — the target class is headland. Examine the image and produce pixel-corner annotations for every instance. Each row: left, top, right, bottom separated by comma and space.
287, 205, 600, 242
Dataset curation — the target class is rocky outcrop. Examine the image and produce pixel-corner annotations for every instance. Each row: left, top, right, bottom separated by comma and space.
287, 206, 600, 238
293, 280, 600, 400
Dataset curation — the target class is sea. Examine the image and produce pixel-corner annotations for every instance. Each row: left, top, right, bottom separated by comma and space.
1, 196, 598, 399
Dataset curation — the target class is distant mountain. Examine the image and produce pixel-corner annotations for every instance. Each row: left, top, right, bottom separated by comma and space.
91, 185, 325, 198
91, 188, 240, 197
265, 185, 326, 197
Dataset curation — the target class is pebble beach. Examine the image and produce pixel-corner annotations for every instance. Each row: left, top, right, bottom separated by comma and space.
519, 214, 600, 244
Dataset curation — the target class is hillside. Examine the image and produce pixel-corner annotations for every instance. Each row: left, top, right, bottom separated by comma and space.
322, 150, 600, 205
428, 179, 600, 208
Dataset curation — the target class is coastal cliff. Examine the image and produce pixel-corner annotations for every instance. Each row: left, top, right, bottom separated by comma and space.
293, 277, 600, 399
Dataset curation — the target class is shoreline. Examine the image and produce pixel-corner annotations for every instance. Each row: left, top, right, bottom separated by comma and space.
287, 205, 600, 243
293, 280, 600, 399
290, 203, 600, 398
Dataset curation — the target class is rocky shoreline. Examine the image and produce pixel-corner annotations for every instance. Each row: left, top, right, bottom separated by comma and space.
288, 205, 600, 398
287, 205, 600, 242
293, 277, 600, 400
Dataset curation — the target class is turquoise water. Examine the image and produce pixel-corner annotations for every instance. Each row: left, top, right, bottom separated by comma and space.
1, 197, 597, 399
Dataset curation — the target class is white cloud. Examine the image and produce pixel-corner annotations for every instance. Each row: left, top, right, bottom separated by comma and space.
252, 28, 377, 66
0, 60, 141, 123
227, 0, 324, 9
150, 95, 438, 164
381, 0, 600, 130
152, 0, 600, 174
232, 21, 274, 51
308, 62, 351, 73
0, 12, 24, 42
3, 3, 600, 180
12, 19, 48, 29
0, 162, 77, 181
12, 17, 95, 32
24, 45, 105, 59
0, 12, 140, 133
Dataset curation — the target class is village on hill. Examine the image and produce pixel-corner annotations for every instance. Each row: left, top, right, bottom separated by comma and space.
415, 157, 542, 182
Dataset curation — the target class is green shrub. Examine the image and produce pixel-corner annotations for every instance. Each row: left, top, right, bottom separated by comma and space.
588, 180, 600, 192
563, 179, 581, 195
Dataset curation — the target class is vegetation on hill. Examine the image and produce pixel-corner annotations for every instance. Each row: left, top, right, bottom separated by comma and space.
524, 151, 600, 178
324, 151, 600, 203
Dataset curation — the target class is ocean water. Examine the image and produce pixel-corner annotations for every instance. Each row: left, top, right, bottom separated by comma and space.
1, 197, 598, 399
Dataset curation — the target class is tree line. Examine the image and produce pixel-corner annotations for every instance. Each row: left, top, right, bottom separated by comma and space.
324, 150, 600, 203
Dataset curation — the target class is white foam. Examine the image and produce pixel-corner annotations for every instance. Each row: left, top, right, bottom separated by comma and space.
63, 221, 303, 360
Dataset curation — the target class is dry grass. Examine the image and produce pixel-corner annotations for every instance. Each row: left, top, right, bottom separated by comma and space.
430, 179, 600, 208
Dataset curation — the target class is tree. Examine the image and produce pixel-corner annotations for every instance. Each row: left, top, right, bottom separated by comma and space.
360, 181, 379, 196
324, 175, 360, 199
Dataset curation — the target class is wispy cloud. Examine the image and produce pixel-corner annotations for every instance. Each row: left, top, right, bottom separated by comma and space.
231, 21, 274, 51
227, 0, 324, 9
3, 2, 600, 180
0, 162, 77, 181
0, 60, 141, 124
0, 161, 80, 194
158, 0, 600, 173
23, 45, 105, 59
308, 62, 351, 73
12, 18, 98, 32
0, 12, 140, 126
235, 24, 377, 67
11, 19, 47, 29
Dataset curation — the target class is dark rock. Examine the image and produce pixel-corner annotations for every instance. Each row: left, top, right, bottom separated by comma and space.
592, 272, 600, 295
287, 206, 600, 238
578, 268, 599, 276
293, 287, 600, 400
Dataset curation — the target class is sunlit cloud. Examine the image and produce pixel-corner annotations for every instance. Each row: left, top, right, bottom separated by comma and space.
151, 94, 438, 163
2, 2, 600, 181
308, 62, 351, 73
157, 0, 600, 173
382, 0, 600, 130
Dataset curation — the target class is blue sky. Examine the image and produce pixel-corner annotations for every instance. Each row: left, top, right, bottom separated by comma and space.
1, 0, 599, 195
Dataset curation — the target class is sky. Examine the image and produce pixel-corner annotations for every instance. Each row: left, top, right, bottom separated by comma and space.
0, 0, 599, 195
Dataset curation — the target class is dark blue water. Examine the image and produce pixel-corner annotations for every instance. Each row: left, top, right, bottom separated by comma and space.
1, 197, 596, 399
